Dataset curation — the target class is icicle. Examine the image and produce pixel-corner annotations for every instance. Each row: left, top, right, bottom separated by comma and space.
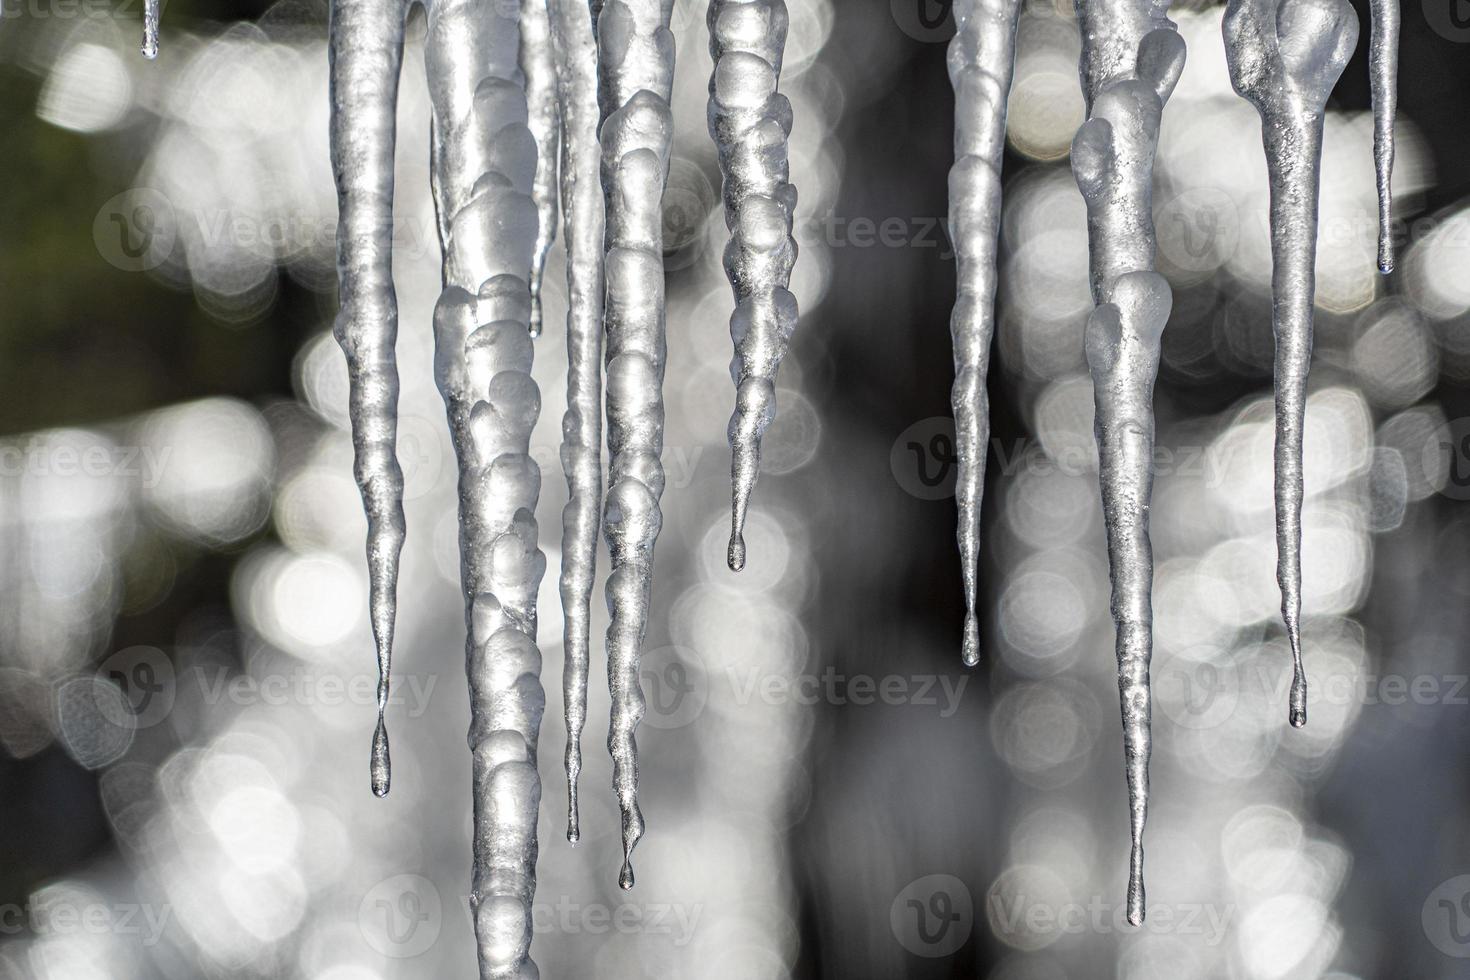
707, 0, 798, 573
548, 0, 606, 846
1224, 0, 1357, 729
327, 0, 410, 799
597, 0, 675, 890
426, 0, 547, 974
1071, 0, 1184, 926
1369, 0, 1398, 274
947, 0, 1021, 666
522, 0, 562, 337
142, 0, 159, 58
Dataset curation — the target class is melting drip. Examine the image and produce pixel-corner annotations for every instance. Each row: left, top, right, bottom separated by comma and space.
142, 0, 159, 58
947, 0, 1022, 666
548, 0, 607, 846
1071, 0, 1184, 926
1369, 0, 1398, 274
597, 0, 676, 890
523, 0, 562, 337
708, 0, 799, 573
1224, 0, 1358, 729
327, 0, 410, 799
426, 0, 548, 975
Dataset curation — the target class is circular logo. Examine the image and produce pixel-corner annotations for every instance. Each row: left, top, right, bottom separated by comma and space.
93, 188, 177, 273
891, 874, 973, 958
890, 0, 956, 43
639, 645, 707, 731
359, 874, 443, 959
1155, 653, 1240, 731
891, 416, 959, 501
662, 158, 716, 273
397, 414, 448, 503
95, 646, 175, 731
1424, 0, 1470, 42
1155, 186, 1240, 275
1425, 417, 1470, 501
1424, 875, 1470, 958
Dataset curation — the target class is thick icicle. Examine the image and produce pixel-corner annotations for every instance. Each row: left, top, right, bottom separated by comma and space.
947, 0, 1021, 666
1071, 0, 1184, 926
548, 0, 606, 845
707, 0, 798, 573
1224, 0, 1357, 729
327, 0, 410, 799
522, 0, 562, 336
597, 0, 675, 890
142, 0, 159, 58
426, 0, 547, 975
1369, 0, 1398, 274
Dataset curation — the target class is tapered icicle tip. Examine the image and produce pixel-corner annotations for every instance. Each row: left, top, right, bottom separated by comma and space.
961, 613, 980, 668
141, 0, 159, 59
727, 530, 746, 572
618, 860, 635, 891
370, 715, 390, 797
1289, 642, 1308, 728
1127, 848, 1145, 926
529, 301, 544, 339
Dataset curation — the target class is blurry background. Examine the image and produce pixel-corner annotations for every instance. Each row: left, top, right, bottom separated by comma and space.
2, 0, 1470, 977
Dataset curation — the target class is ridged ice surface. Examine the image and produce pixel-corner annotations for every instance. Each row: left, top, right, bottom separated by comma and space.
947, 0, 1021, 667
1071, 0, 1183, 926
548, 0, 606, 845
597, 0, 675, 890
427, 0, 547, 974
1224, 0, 1357, 730
522, 0, 561, 337
327, 0, 410, 800
1369, 0, 1398, 274
141, 0, 160, 58
707, 0, 798, 573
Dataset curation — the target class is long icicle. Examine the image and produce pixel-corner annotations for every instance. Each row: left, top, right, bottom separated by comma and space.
426, 0, 547, 974
597, 0, 675, 890
523, 0, 562, 336
1224, 0, 1357, 729
327, 0, 410, 799
1369, 0, 1398, 274
707, 0, 799, 573
1072, 0, 1184, 926
548, 0, 606, 846
947, 0, 1021, 666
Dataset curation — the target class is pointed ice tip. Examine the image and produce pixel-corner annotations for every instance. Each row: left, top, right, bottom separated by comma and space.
1289, 672, 1308, 728
370, 717, 391, 797
1126, 872, 1145, 926
1377, 258, 1394, 275
529, 301, 543, 338
727, 533, 746, 572
567, 830, 580, 846
618, 863, 635, 891
961, 615, 980, 667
